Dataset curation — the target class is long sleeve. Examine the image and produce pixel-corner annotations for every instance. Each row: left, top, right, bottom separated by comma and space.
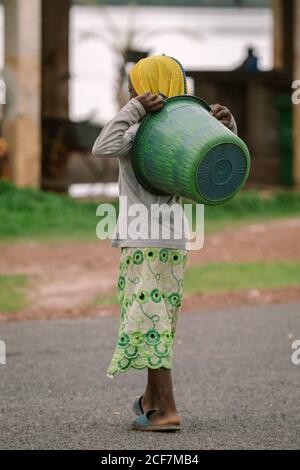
92, 97, 147, 158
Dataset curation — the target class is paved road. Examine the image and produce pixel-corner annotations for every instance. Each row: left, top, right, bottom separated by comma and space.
0, 303, 300, 450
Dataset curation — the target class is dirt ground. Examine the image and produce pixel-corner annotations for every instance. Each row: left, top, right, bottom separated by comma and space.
1, 217, 300, 322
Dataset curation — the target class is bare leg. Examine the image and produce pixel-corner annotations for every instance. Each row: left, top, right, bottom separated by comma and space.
141, 368, 180, 425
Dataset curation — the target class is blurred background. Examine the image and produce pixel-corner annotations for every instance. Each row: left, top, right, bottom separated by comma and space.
0, 0, 299, 190
0, 0, 300, 320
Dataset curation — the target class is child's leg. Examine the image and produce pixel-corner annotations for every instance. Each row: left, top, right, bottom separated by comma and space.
107, 248, 187, 378
138, 249, 188, 425
141, 367, 180, 425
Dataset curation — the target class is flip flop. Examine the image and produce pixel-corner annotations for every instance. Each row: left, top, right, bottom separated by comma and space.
132, 395, 144, 416
131, 410, 181, 432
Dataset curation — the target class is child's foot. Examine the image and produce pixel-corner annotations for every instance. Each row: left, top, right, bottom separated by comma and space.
141, 395, 181, 425
131, 409, 181, 432
146, 409, 181, 427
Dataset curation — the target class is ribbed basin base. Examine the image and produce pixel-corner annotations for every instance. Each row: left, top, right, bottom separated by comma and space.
196, 143, 248, 203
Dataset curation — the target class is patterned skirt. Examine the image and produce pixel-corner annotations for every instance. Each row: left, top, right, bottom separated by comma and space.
107, 247, 188, 377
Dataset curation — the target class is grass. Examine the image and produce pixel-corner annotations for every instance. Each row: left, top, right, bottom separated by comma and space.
184, 261, 300, 294
1, 180, 300, 241
0, 274, 28, 313
1, 182, 299, 313
1, 261, 299, 313
184, 189, 300, 234
0, 180, 117, 241
93, 261, 300, 307
93, 293, 118, 306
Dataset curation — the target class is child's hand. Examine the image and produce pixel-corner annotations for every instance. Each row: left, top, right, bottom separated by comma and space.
136, 92, 164, 113
210, 103, 233, 128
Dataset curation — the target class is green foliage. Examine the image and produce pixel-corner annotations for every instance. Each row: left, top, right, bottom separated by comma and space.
203, 189, 300, 218
0, 275, 28, 313
93, 293, 118, 305
185, 261, 300, 294
185, 189, 300, 233
0, 180, 102, 240
1, 181, 300, 241
93, 260, 300, 301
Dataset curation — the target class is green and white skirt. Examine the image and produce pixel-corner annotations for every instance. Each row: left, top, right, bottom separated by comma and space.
107, 247, 188, 377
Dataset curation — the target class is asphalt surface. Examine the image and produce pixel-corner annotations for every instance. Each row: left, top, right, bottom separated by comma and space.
0, 303, 300, 450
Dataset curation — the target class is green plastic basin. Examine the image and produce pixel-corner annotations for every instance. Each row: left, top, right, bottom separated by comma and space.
132, 95, 251, 205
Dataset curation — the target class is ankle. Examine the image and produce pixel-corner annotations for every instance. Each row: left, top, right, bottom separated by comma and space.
142, 393, 159, 410
143, 393, 178, 415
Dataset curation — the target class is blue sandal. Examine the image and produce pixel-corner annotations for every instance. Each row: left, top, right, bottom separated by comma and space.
132, 395, 144, 416
131, 409, 181, 432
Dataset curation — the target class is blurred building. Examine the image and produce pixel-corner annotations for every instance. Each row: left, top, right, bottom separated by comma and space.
1, 0, 300, 189
187, 1, 300, 187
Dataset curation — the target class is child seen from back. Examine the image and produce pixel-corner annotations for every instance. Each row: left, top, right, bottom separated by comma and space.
92, 54, 237, 431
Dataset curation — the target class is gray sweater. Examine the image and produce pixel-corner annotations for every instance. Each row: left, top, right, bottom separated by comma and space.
92, 97, 237, 250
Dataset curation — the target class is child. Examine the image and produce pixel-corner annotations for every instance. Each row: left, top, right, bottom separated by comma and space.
92, 54, 237, 432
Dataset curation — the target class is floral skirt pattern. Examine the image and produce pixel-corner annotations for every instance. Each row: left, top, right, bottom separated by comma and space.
107, 247, 188, 377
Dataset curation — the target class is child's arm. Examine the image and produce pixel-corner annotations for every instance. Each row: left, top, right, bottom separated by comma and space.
92, 98, 147, 158
92, 93, 164, 158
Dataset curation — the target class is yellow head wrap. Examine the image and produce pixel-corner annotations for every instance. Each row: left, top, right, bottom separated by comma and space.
129, 54, 188, 98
